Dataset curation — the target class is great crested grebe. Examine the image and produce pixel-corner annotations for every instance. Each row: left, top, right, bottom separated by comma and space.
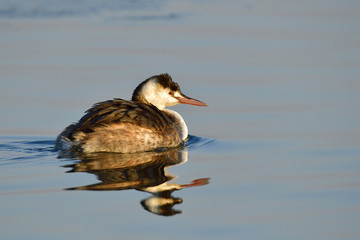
55, 73, 207, 153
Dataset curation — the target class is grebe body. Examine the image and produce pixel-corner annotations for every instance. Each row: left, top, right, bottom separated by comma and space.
56, 74, 207, 153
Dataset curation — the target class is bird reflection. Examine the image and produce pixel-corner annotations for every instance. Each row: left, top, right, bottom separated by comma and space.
62, 149, 209, 216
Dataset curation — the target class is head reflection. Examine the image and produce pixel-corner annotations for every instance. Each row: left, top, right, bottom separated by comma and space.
63, 149, 209, 216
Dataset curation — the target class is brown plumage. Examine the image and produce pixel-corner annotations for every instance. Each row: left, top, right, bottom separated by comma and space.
55, 73, 207, 153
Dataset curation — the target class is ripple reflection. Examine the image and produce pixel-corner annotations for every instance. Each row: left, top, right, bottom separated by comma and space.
62, 148, 209, 216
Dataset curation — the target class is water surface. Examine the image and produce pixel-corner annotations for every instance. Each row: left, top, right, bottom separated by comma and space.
1, 0, 359, 239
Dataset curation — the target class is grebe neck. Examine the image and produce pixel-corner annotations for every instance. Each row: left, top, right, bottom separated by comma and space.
162, 109, 188, 141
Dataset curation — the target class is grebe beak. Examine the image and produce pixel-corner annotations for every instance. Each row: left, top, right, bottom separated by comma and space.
177, 95, 208, 107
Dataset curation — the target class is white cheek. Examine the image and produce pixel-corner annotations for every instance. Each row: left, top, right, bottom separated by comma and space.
162, 90, 179, 106
174, 91, 182, 98
169, 96, 180, 106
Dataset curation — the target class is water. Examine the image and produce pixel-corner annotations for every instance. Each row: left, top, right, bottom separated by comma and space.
1, 0, 360, 239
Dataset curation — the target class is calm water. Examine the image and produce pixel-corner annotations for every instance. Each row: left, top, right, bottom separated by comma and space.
1, 0, 360, 239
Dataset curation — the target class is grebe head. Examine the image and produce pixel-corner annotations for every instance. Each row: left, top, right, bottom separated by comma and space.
132, 74, 207, 110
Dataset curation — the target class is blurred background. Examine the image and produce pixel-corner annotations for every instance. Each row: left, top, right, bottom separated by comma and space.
0, 1, 359, 239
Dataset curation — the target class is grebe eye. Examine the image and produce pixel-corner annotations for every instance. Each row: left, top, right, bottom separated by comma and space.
169, 92, 174, 96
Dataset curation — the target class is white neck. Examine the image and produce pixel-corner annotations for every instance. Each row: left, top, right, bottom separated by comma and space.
162, 109, 188, 141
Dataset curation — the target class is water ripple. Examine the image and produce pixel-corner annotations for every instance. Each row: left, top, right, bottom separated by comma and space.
0, 136, 56, 165
186, 135, 215, 151
0, 135, 213, 165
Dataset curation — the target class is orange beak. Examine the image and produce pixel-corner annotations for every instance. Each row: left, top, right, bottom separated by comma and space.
177, 96, 208, 107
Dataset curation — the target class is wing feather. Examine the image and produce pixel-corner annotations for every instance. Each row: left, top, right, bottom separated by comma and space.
66, 99, 173, 140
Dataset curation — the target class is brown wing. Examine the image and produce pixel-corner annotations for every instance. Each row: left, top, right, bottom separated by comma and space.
66, 98, 174, 140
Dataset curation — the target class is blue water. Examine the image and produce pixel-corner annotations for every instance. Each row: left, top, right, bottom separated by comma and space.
1, 0, 360, 239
